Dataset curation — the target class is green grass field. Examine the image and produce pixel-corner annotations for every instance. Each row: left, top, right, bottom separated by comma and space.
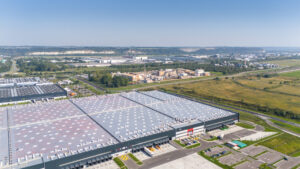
258, 133, 300, 157
281, 70, 300, 78
186, 143, 201, 149
113, 157, 128, 169
174, 140, 186, 147
235, 122, 255, 129
270, 119, 300, 134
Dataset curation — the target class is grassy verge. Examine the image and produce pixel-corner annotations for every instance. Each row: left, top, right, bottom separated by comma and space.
128, 153, 143, 165
231, 160, 247, 167
186, 143, 201, 149
291, 163, 300, 169
259, 163, 273, 169
0, 101, 31, 107
236, 122, 255, 129
75, 79, 104, 95
270, 119, 300, 134
174, 140, 186, 147
113, 157, 127, 169
253, 150, 268, 158
198, 151, 233, 169
204, 136, 218, 141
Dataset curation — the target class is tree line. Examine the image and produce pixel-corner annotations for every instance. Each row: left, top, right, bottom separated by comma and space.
17, 59, 68, 73
0, 59, 12, 73
89, 73, 129, 88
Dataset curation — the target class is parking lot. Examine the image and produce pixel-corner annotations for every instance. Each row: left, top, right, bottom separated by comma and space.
208, 125, 244, 137
221, 129, 256, 142
204, 146, 228, 157
151, 153, 221, 169
86, 160, 119, 169
132, 143, 177, 162
235, 161, 263, 169
153, 143, 177, 156
177, 136, 200, 146
257, 151, 283, 164
134, 151, 151, 161
218, 153, 247, 166
240, 145, 267, 157
274, 157, 300, 169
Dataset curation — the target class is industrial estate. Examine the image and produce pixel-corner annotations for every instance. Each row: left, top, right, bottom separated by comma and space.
0, 46, 300, 169
1, 0, 300, 168
0, 90, 238, 169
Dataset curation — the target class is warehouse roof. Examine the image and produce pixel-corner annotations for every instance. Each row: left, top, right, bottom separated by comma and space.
128, 91, 235, 123
0, 90, 237, 167
0, 85, 65, 99
0, 77, 42, 85
141, 90, 181, 101
0, 129, 8, 165
7, 100, 85, 126
71, 94, 139, 115
10, 116, 118, 164
90, 106, 177, 142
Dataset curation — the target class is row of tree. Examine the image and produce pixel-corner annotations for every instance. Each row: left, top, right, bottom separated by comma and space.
89, 73, 129, 88
17, 59, 68, 73
110, 62, 251, 75
0, 59, 12, 73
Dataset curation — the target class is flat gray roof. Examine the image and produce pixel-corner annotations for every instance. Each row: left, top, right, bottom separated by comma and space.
8, 100, 84, 126
141, 90, 182, 101
1, 90, 237, 167
0, 85, 65, 99
147, 98, 235, 122
0, 129, 8, 166
90, 106, 177, 142
10, 116, 117, 164
0, 108, 7, 129
71, 94, 139, 115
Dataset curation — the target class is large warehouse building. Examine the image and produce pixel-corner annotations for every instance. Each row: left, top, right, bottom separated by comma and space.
0, 90, 239, 169
0, 77, 67, 104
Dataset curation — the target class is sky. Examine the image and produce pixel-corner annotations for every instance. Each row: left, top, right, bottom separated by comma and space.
0, 0, 300, 47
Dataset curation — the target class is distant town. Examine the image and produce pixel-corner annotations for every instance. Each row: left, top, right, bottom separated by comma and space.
112, 68, 210, 84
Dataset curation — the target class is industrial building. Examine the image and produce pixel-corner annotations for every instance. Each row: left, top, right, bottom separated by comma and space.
0, 77, 67, 104
0, 90, 239, 169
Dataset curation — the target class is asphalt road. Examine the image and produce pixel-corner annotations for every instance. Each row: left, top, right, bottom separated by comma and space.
75, 76, 108, 92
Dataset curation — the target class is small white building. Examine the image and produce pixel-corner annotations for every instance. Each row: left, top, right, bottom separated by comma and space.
195, 69, 205, 76
134, 56, 148, 61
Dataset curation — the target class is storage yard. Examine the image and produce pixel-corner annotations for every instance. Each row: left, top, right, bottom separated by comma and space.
0, 90, 238, 169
